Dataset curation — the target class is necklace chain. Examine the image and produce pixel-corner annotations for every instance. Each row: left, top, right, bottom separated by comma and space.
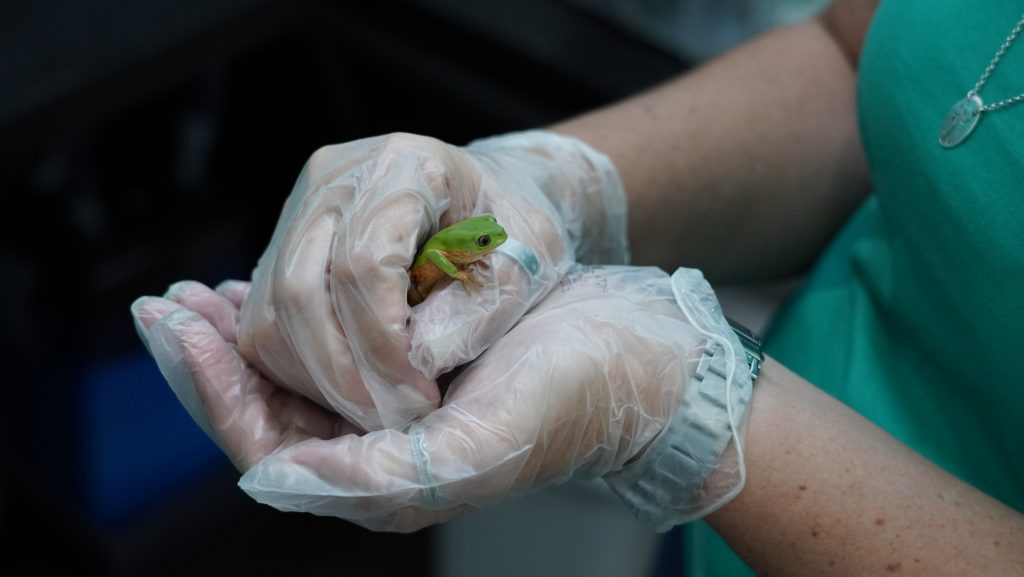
939, 11, 1024, 147
969, 12, 1024, 111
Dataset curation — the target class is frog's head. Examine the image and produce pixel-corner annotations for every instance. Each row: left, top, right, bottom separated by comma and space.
463, 214, 508, 252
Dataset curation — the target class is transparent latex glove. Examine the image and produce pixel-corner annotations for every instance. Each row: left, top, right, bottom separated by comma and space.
131, 266, 752, 533
239, 132, 627, 432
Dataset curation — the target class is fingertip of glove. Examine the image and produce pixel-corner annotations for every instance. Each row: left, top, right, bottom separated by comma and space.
130, 295, 156, 320
164, 280, 206, 301
214, 279, 247, 292
159, 307, 213, 340
131, 297, 158, 350
237, 453, 287, 494
131, 296, 173, 333
214, 279, 251, 305
143, 307, 224, 372
136, 304, 208, 345
130, 304, 196, 377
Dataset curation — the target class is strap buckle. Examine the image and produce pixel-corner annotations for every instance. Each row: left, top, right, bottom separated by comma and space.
727, 318, 764, 380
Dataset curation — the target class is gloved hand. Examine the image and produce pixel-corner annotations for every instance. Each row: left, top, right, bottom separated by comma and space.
132, 266, 752, 533
238, 132, 628, 431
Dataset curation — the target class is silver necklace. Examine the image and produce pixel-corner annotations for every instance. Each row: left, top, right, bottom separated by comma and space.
940, 12, 1024, 148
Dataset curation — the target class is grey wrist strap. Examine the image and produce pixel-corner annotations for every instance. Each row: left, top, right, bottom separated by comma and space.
604, 341, 754, 532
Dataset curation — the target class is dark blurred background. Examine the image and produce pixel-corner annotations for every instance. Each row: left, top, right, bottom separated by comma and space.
0, 0, 689, 575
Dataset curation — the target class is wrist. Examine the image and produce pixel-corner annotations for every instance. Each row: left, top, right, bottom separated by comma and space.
605, 340, 755, 531
604, 268, 757, 531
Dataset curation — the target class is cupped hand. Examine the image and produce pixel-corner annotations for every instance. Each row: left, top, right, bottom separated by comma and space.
238, 132, 627, 431
135, 266, 748, 533
132, 281, 363, 468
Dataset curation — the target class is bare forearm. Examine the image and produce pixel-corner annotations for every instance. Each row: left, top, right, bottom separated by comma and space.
707, 358, 1024, 576
552, 20, 869, 281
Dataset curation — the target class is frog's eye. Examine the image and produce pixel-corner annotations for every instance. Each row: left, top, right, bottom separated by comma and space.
476, 235, 491, 248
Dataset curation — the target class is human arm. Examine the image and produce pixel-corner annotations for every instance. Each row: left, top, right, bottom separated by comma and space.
551, 0, 878, 281
707, 358, 1024, 576
132, 265, 1024, 575
133, 271, 1024, 575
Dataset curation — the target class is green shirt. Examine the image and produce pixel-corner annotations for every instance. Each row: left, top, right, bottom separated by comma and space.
688, 1, 1024, 574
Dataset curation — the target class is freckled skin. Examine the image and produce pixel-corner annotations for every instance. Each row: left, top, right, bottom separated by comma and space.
407, 215, 508, 305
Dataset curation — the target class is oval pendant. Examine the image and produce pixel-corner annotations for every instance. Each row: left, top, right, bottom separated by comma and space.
939, 95, 983, 148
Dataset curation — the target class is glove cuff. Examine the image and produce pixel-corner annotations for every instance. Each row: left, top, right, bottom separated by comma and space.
467, 130, 630, 265
604, 268, 754, 532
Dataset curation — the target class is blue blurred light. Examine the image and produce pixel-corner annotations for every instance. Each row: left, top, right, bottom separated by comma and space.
80, 350, 230, 526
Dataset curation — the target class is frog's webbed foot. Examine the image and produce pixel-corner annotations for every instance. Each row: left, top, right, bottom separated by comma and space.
455, 268, 485, 294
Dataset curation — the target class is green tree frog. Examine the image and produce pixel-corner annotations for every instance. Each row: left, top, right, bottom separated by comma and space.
407, 214, 508, 305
